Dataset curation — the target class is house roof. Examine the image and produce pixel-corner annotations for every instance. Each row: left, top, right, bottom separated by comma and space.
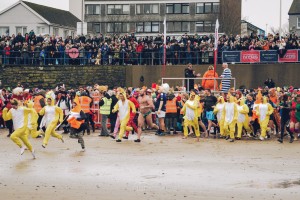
288, 0, 300, 15
22, 1, 80, 27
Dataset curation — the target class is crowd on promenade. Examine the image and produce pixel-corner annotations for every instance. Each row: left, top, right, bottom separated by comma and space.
0, 64, 300, 158
0, 31, 299, 66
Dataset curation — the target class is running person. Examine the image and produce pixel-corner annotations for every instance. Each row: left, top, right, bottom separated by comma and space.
135, 89, 159, 142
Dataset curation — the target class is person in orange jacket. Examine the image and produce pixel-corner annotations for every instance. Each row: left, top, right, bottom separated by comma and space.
202, 65, 219, 91
67, 96, 87, 151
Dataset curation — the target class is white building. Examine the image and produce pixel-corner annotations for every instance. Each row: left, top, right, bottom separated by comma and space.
0, 0, 81, 38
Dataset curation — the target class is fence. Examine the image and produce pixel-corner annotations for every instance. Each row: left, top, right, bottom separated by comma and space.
161, 77, 236, 92
2, 49, 299, 66
0, 50, 216, 66
222, 49, 300, 64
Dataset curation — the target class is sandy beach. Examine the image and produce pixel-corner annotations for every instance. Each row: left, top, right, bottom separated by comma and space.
0, 129, 300, 200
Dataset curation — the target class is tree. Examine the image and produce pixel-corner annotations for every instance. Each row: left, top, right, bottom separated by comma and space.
219, 0, 242, 35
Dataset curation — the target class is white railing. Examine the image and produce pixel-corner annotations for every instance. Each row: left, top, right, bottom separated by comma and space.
161, 77, 236, 92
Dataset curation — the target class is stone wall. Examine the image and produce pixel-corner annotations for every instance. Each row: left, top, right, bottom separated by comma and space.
0, 65, 126, 89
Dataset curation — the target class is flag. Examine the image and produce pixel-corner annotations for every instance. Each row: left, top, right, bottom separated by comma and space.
214, 19, 219, 50
213, 19, 219, 81
163, 16, 167, 45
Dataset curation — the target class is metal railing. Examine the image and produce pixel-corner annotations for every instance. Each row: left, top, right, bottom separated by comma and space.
0, 50, 216, 66
161, 77, 236, 92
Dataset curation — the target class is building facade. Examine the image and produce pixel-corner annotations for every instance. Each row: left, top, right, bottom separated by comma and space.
241, 20, 265, 37
288, 0, 300, 35
0, 1, 80, 38
75, 0, 241, 36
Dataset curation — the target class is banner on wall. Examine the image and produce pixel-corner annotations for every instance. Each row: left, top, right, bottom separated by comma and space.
222, 51, 240, 63
241, 51, 260, 63
260, 50, 278, 62
278, 50, 298, 62
222, 50, 300, 63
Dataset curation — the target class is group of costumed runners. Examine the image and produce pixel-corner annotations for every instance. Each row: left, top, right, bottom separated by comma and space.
1, 80, 300, 159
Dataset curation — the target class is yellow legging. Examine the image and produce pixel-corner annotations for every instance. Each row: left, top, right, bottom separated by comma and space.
43, 122, 63, 146
10, 127, 33, 152
224, 122, 236, 139
118, 119, 133, 139
237, 121, 252, 138
218, 120, 225, 136
26, 124, 41, 138
260, 118, 270, 138
183, 120, 200, 137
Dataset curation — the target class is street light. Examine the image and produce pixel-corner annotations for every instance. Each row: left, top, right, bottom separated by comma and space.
279, 0, 282, 38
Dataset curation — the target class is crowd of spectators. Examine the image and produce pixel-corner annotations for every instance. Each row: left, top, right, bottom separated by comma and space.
0, 31, 299, 66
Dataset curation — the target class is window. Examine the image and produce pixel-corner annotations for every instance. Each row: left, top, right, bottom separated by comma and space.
54, 28, 59, 36
297, 17, 300, 29
136, 22, 159, 33
167, 22, 190, 32
0, 27, 9, 36
64, 30, 69, 39
16, 26, 27, 35
107, 5, 130, 15
37, 27, 45, 34
85, 4, 100, 15
92, 23, 101, 33
196, 22, 204, 32
196, 3, 219, 14
166, 4, 189, 14
136, 4, 159, 14
107, 22, 129, 33
196, 21, 215, 32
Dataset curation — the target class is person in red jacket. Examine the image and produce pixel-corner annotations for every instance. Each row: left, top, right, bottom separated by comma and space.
4, 44, 11, 64
123, 89, 139, 139
136, 42, 144, 65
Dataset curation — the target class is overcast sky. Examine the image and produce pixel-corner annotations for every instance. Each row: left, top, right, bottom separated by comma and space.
0, 0, 294, 33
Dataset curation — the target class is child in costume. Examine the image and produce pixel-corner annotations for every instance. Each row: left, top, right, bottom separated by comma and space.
222, 94, 238, 142
181, 91, 200, 142
67, 96, 87, 151
236, 97, 252, 140
2, 99, 36, 159
39, 95, 64, 148
256, 96, 274, 141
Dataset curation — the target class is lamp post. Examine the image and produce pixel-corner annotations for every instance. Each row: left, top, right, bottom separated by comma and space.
279, 0, 282, 38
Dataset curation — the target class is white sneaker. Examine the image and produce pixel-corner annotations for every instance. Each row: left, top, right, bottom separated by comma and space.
259, 136, 264, 141
81, 148, 85, 152
31, 150, 36, 159
20, 147, 26, 155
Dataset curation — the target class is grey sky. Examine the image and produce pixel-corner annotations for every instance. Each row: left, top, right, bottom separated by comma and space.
0, 0, 294, 33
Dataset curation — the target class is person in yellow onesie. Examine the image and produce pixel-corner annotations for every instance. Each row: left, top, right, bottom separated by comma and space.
256, 96, 274, 141
112, 89, 136, 142
39, 97, 64, 148
222, 94, 238, 142
25, 100, 42, 138
181, 91, 200, 142
213, 96, 225, 138
236, 97, 252, 140
2, 99, 36, 159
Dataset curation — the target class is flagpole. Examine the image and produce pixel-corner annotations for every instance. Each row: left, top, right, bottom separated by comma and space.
214, 19, 219, 77
162, 15, 167, 78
